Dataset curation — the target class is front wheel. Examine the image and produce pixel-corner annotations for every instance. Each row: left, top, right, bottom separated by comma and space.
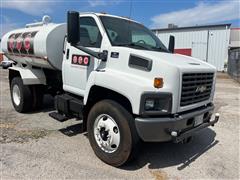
87, 100, 140, 167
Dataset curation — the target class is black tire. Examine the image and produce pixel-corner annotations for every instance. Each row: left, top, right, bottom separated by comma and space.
10, 77, 33, 113
87, 100, 140, 167
31, 85, 44, 110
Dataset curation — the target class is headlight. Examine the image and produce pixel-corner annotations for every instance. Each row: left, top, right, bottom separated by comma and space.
140, 93, 172, 115
145, 99, 155, 110
144, 98, 170, 112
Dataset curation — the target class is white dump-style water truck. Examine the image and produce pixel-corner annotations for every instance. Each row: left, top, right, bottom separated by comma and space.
1, 11, 219, 166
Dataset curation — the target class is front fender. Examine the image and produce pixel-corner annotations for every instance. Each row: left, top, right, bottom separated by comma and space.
84, 69, 152, 115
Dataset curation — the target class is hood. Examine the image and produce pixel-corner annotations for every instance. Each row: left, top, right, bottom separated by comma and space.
107, 47, 216, 113
139, 50, 216, 72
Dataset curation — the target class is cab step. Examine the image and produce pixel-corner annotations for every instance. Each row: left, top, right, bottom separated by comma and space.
49, 111, 71, 122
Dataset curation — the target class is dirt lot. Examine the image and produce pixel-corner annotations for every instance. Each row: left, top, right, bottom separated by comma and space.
0, 68, 239, 179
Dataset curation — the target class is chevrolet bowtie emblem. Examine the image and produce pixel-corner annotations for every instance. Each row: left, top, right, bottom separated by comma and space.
195, 86, 207, 93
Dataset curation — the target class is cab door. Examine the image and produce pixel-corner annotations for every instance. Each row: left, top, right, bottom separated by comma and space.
63, 16, 103, 96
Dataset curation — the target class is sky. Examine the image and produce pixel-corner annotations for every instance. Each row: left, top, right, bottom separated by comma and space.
0, 0, 239, 36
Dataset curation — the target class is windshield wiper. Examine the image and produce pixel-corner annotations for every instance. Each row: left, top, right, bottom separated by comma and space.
150, 46, 169, 53
116, 43, 151, 50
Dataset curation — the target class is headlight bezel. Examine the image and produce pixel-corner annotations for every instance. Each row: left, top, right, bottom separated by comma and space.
140, 92, 172, 116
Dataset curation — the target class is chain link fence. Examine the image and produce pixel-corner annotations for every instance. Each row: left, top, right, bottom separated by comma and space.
228, 48, 240, 83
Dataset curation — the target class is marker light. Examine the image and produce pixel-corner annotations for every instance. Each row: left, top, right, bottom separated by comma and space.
154, 77, 164, 88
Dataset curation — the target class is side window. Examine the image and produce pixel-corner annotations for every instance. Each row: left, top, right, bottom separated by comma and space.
79, 17, 102, 48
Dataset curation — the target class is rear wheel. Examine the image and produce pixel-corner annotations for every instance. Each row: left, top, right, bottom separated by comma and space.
10, 77, 33, 113
87, 100, 140, 167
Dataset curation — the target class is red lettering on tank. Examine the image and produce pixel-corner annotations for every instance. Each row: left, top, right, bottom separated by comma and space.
8, 37, 15, 50
16, 37, 23, 51
24, 35, 31, 51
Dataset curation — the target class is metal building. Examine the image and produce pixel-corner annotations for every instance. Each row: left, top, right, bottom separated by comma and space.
153, 24, 231, 71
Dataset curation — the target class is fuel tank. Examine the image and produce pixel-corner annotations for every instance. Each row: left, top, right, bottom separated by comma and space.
1, 23, 66, 70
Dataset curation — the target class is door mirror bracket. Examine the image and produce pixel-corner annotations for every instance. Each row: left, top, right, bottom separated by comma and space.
99, 50, 108, 62
73, 43, 108, 61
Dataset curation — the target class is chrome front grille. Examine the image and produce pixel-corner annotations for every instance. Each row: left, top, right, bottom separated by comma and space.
180, 73, 214, 106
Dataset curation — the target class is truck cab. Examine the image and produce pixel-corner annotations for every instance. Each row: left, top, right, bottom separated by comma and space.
1, 11, 219, 167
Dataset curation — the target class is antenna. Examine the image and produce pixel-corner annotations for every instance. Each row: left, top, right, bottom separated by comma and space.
129, 0, 133, 19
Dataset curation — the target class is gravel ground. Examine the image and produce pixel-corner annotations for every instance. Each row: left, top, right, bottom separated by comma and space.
0, 68, 239, 179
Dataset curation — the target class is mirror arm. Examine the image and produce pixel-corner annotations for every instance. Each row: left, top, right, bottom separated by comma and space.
72, 43, 108, 61
73, 43, 99, 58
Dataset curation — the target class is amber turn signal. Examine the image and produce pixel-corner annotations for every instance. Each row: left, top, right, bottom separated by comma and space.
154, 77, 164, 88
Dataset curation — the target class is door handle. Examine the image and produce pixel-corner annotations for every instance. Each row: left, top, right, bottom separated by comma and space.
66, 49, 70, 60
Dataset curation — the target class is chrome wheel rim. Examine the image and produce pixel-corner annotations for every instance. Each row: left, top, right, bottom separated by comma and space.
94, 114, 120, 153
12, 84, 21, 106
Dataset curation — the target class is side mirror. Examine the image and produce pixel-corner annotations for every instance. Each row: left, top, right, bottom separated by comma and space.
168, 35, 175, 53
67, 11, 80, 45
67, 11, 108, 61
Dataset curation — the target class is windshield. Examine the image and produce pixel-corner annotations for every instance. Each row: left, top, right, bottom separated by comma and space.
100, 16, 169, 52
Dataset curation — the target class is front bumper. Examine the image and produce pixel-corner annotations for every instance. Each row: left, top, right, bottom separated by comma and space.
135, 104, 219, 142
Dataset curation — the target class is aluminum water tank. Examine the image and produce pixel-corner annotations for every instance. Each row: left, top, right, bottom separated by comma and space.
1, 23, 66, 70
